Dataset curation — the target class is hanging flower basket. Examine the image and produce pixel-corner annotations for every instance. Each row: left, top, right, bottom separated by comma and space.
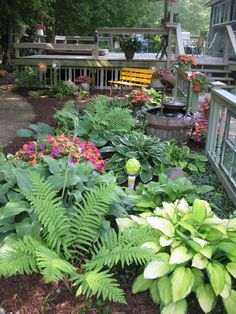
192, 81, 205, 92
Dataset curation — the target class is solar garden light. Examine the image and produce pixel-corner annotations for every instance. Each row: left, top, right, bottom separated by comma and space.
125, 158, 141, 189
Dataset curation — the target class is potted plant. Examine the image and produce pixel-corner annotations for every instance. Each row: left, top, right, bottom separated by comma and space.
190, 71, 209, 92
75, 75, 92, 91
120, 35, 142, 60
128, 89, 151, 116
36, 23, 45, 36
173, 53, 197, 72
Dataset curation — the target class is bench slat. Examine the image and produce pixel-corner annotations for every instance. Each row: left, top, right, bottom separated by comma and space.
109, 67, 154, 96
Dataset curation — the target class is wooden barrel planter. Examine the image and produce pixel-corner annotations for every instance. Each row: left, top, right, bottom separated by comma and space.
146, 108, 194, 143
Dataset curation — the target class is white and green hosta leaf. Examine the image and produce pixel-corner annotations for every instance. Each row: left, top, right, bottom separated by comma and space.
171, 266, 194, 302
192, 253, 208, 269
146, 217, 175, 237
175, 199, 190, 215
161, 299, 188, 314
141, 241, 161, 252
159, 235, 173, 247
169, 246, 193, 265
196, 283, 216, 313
162, 202, 177, 222
149, 280, 160, 305
199, 245, 213, 259
192, 268, 204, 292
116, 217, 136, 231
226, 262, 236, 279
132, 273, 152, 293
223, 290, 236, 314
192, 199, 207, 223
157, 275, 172, 305
207, 262, 226, 296
144, 253, 173, 279
226, 217, 236, 231
192, 237, 208, 248
220, 272, 232, 299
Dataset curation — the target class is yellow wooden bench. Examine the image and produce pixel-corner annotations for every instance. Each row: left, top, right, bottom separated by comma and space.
109, 67, 154, 96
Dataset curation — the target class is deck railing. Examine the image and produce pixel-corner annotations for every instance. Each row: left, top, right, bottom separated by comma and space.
205, 88, 236, 206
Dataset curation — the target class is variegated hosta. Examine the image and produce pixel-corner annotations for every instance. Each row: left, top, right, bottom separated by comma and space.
117, 199, 236, 314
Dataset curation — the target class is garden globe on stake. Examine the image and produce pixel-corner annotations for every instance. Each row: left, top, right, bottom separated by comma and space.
125, 158, 141, 189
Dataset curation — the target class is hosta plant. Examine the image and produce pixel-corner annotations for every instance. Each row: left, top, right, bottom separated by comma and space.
117, 199, 236, 314
101, 132, 166, 184
128, 173, 214, 212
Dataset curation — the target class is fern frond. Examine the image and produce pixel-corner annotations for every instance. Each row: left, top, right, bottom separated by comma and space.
54, 100, 79, 130
105, 107, 135, 133
69, 184, 116, 254
85, 229, 155, 271
72, 269, 126, 303
85, 96, 109, 119
0, 236, 38, 276
35, 245, 76, 282
20, 172, 71, 256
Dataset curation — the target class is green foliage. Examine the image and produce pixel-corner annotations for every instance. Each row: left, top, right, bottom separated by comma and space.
129, 173, 214, 212
15, 67, 39, 88
120, 35, 142, 52
16, 122, 54, 139
101, 132, 166, 184
117, 199, 236, 313
163, 141, 208, 173
143, 87, 162, 105
54, 100, 80, 132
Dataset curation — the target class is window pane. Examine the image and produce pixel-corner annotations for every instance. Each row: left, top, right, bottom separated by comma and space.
222, 143, 234, 173
227, 115, 236, 145
232, 157, 236, 184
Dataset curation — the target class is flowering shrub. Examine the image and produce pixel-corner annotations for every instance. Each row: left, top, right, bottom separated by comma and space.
15, 134, 106, 172
36, 23, 45, 30
128, 89, 151, 106
191, 96, 210, 145
190, 72, 208, 85
0, 70, 8, 77
174, 54, 197, 67
75, 76, 91, 84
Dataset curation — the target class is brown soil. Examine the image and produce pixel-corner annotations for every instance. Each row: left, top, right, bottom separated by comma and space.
0, 84, 206, 314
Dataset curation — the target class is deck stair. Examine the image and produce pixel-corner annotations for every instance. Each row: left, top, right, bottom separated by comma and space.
192, 64, 235, 90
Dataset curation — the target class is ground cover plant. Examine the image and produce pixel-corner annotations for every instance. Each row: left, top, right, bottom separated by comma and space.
0, 90, 235, 313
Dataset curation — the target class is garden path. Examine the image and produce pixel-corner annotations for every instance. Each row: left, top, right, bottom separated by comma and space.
0, 85, 34, 147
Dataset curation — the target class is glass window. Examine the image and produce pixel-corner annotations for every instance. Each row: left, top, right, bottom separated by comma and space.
212, 1, 231, 25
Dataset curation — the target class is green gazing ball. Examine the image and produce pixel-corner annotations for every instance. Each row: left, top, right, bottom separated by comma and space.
125, 158, 141, 175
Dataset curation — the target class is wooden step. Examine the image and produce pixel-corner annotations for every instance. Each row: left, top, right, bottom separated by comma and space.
208, 76, 234, 81
193, 69, 230, 73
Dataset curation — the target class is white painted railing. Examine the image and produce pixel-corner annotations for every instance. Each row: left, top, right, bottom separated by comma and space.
205, 88, 236, 206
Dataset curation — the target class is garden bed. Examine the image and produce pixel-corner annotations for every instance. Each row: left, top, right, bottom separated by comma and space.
0, 84, 234, 314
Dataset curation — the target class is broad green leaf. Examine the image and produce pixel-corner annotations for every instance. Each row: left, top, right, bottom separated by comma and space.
149, 280, 160, 304
188, 164, 198, 172
169, 246, 193, 265
157, 275, 172, 305
140, 168, 153, 183
132, 274, 152, 293
15, 168, 32, 191
176, 199, 190, 215
136, 200, 156, 208
226, 262, 236, 279
227, 218, 236, 231
178, 221, 197, 235
42, 156, 61, 174
162, 299, 188, 314
141, 241, 161, 253
171, 267, 194, 302
159, 173, 168, 184
192, 268, 204, 292
223, 290, 236, 314
220, 272, 232, 299
0, 201, 30, 220
196, 284, 216, 313
199, 245, 213, 259
218, 241, 236, 259
144, 253, 173, 279
192, 253, 209, 269
147, 217, 175, 237
196, 185, 214, 194
207, 262, 225, 296
162, 202, 176, 221
192, 199, 206, 223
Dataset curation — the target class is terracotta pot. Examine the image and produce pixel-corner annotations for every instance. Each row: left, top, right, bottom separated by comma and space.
192, 81, 204, 92
124, 50, 135, 60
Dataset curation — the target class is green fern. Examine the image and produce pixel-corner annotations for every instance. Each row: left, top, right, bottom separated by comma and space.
105, 107, 135, 133
72, 269, 126, 303
69, 184, 116, 255
36, 245, 76, 282
85, 96, 109, 120
85, 229, 156, 270
20, 172, 71, 256
54, 100, 79, 131
0, 236, 38, 276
